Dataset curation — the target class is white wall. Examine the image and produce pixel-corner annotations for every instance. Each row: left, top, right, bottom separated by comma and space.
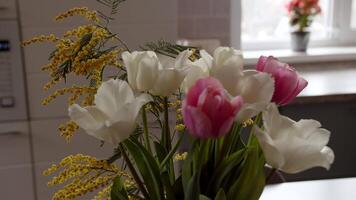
17, 0, 177, 199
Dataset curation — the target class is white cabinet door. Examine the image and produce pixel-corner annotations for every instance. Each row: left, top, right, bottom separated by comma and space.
0, 121, 35, 199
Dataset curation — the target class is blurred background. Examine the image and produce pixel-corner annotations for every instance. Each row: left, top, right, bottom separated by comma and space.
0, 0, 356, 199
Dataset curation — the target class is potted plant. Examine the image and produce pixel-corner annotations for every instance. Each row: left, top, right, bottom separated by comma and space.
287, 0, 322, 52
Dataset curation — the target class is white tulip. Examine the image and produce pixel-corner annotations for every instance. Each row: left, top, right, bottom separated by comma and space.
253, 104, 335, 174
210, 47, 244, 93
68, 79, 152, 144
233, 70, 275, 122
123, 50, 192, 96
181, 47, 243, 93
180, 50, 211, 93
150, 50, 191, 96
122, 51, 159, 92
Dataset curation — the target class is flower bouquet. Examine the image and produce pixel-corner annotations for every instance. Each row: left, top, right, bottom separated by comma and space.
23, 1, 334, 200
286, 0, 322, 51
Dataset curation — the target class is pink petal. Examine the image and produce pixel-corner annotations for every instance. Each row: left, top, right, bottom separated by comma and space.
218, 116, 235, 137
256, 56, 269, 71
271, 67, 299, 104
186, 77, 223, 106
280, 77, 308, 105
182, 104, 212, 138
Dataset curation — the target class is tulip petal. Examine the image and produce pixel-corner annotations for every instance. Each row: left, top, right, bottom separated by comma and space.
234, 71, 275, 121
199, 50, 213, 69
281, 146, 334, 173
151, 68, 186, 96
68, 104, 106, 131
87, 120, 136, 144
182, 105, 212, 138
253, 125, 285, 169
122, 51, 138, 90
95, 79, 135, 119
211, 47, 244, 93
256, 56, 268, 71
136, 51, 159, 91
256, 103, 335, 174
280, 76, 308, 105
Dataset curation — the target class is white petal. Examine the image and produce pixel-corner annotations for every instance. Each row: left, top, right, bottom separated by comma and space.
95, 79, 135, 118
129, 93, 152, 120
236, 102, 267, 122
281, 145, 335, 174
157, 53, 175, 69
136, 51, 159, 91
211, 47, 244, 94
256, 103, 335, 174
122, 51, 138, 90
151, 69, 186, 96
174, 49, 194, 70
181, 62, 210, 93
234, 71, 275, 121
236, 70, 274, 103
90, 120, 136, 144
68, 104, 106, 131
253, 126, 285, 169
199, 50, 213, 69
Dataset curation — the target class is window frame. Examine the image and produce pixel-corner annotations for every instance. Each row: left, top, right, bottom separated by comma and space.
234, 0, 356, 51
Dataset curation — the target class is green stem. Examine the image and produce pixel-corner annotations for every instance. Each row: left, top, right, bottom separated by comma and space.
162, 97, 171, 151
142, 107, 152, 154
119, 144, 150, 199
247, 113, 263, 146
159, 135, 183, 170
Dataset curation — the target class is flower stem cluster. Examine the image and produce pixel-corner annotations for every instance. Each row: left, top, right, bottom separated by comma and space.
43, 154, 130, 200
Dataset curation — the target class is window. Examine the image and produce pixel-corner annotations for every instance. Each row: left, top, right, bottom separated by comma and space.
234, 0, 356, 50
352, 0, 356, 29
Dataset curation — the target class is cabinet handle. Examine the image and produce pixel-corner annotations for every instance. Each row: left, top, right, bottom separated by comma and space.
0, 131, 21, 136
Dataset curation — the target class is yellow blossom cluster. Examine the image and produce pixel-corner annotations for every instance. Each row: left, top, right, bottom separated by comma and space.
23, 8, 124, 142
58, 121, 80, 142
43, 154, 126, 200
175, 124, 186, 132
92, 184, 111, 200
242, 119, 254, 127
22, 34, 59, 46
55, 7, 99, 22
41, 85, 97, 106
174, 152, 188, 161
174, 101, 185, 132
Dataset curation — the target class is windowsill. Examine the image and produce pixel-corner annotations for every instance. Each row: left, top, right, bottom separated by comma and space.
243, 46, 356, 66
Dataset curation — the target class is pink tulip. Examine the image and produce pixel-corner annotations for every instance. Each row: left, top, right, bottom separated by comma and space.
182, 77, 243, 139
256, 56, 308, 105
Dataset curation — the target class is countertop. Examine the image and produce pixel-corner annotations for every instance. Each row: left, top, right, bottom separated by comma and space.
292, 66, 356, 104
260, 177, 356, 200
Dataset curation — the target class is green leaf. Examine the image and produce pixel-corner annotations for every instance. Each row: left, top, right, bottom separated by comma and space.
227, 148, 265, 200
199, 195, 212, 200
110, 176, 129, 200
154, 141, 167, 163
214, 189, 227, 200
172, 176, 184, 200
208, 149, 246, 193
124, 139, 164, 200
184, 171, 201, 200
159, 135, 183, 170
161, 171, 176, 200
182, 140, 199, 193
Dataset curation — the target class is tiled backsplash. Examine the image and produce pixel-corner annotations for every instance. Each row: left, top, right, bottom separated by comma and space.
177, 0, 231, 45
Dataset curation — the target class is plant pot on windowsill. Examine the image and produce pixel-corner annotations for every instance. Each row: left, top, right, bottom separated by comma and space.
290, 31, 310, 52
